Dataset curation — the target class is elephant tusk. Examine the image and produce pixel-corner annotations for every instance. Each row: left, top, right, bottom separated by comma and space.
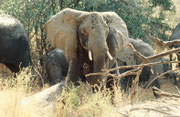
88, 51, 93, 61
107, 51, 113, 60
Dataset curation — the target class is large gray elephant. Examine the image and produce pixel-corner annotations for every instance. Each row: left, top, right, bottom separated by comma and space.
117, 38, 160, 98
45, 8, 130, 88
169, 23, 180, 67
0, 14, 32, 72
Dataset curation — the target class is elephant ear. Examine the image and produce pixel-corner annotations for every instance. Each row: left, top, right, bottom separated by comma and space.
102, 12, 130, 52
45, 8, 83, 62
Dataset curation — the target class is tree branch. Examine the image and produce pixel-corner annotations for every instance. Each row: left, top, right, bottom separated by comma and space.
153, 86, 180, 98
150, 35, 180, 47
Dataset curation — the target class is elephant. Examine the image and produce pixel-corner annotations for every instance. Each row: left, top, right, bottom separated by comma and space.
157, 58, 178, 85
169, 23, 180, 68
44, 48, 68, 85
117, 38, 160, 98
45, 48, 94, 85
45, 8, 130, 89
0, 14, 32, 72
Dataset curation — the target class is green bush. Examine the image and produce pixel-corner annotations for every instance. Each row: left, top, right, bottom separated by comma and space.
0, 0, 176, 72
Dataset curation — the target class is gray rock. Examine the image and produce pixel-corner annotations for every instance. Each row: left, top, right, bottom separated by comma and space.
21, 81, 65, 117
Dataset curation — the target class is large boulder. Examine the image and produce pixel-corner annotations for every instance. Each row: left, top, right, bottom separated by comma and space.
21, 81, 65, 116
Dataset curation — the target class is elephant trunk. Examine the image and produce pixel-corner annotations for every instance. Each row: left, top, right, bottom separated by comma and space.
87, 42, 111, 87
87, 53, 107, 87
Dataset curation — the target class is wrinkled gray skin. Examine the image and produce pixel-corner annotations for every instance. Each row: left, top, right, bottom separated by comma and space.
169, 23, 180, 68
158, 58, 178, 85
45, 48, 68, 85
117, 38, 160, 98
45, 48, 91, 85
0, 14, 32, 72
45, 8, 128, 90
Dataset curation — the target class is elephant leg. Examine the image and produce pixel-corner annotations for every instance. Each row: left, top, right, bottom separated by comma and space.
170, 54, 173, 69
65, 58, 82, 87
143, 65, 160, 98
177, 53, 180, 68
151, 78, 160, 98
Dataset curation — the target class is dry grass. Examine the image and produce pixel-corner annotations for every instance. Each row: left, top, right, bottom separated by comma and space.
57, 83, 123, 117
0, 67, 41, 117
0, 65, 180, 117
0, 67, 125, 117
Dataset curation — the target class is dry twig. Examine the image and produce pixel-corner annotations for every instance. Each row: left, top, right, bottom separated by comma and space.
127, 43, 146, 61
153, 86, 180, 98
144, 68, 180, 89
175, 85, 180, 95
130, 107, 175, 116
106, 61, 180, 73
151, 35, 180, 47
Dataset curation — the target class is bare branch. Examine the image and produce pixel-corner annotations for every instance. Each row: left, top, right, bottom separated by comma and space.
153, 86, 180, 98
145, 68, 180, 89
145, 48, 180, 63
127, 43, 146, 61
151, 35, 180, 47
130, 67, 143, 101
175, 85, 180, 95
106, 61, 180, 73
130, 107, 175, 116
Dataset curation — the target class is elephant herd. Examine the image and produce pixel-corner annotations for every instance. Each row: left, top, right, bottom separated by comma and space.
1, 8, 180, 98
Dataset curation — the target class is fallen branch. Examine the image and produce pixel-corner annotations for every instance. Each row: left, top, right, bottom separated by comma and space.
151, 35, 180, 47
127, 43, 146, 61
130, 67, 143, 101
86, 68, 137, 79
175, 85, 180, 95
105, 60, 180, 73
130, 107, 175, 116
153, 86, 180, 98
144, 68, 180, 90
145, 48, 180, 63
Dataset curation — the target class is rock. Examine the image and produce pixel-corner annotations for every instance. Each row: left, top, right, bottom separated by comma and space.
21, 81, 65, 117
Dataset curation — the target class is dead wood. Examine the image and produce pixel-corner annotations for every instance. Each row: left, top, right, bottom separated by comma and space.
130, 107, 175, 116
106, 61, 180, 73
153, 86, 180, 98
145, 48, 180, 63
129, 67, 143, 101
151, 35, 180, 47
175, 85, 180, 95
127, 43, 146, 61
86, 39, 180, 100
144, 68, 180, 90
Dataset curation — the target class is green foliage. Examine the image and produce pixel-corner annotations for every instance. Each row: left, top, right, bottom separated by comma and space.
1, 0, 175, 42
0, 0, 176, 67
149, 0, 175, 11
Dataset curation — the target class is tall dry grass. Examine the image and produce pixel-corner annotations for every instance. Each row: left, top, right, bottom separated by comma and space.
0, 66, 165, 117
57, 83, 124, 117
0, 67, 40, 117
0, 68, 125, 117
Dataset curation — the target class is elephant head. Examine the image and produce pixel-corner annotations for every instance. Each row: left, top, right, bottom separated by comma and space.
45, 8, 129, 86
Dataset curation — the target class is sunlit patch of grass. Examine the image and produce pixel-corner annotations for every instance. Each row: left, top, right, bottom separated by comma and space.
0, 67, 40, 117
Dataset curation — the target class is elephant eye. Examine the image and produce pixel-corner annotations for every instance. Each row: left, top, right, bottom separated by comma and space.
81, 34, 88, 44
